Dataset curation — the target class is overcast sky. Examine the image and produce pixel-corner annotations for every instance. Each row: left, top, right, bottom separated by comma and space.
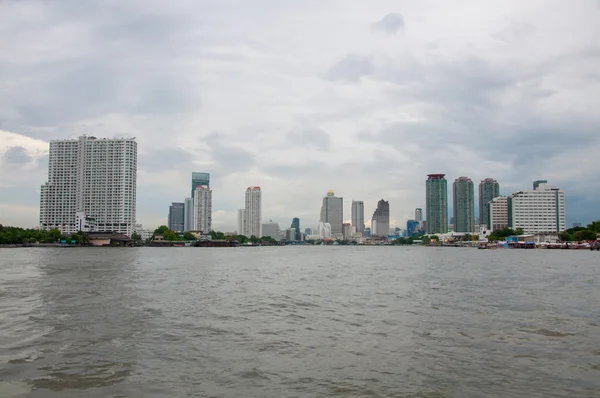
1, 0, 600, 232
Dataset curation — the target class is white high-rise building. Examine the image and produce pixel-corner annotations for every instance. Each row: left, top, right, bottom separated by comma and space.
193, 186, 212, 233
39, 135, 137, 236
509, 180, 566, 233
261, 221, 279, 240
184, 197, 193, 231
237, 209, 246, 235
317, 221, 332, 239
244, 186, 262, 237
488, 196, 509, 231
320, 190, 343, 237
351, 200, 365, 233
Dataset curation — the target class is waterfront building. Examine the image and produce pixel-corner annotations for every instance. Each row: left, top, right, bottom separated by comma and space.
320, 190, 343, 237
488, 196, 509, 231
317, 221, 332, 239
39, 135, 137, 236
479, 178, 500, 229
371, 199, 390, 237
285, 228, 296, 242
425, 174, 448, 234
453, 176, 475, 233
262, 221, 280, 240
290, 217, 301, 241
363, 227, 371, 238
133, 224, 153, 240
244, 186, 262, 237
407, 220, 420, 236
343, 223, 352, 240
237, 209, 246, 235
193, 185, 212, 233
184, 198, 193, 231
168, 202, 185, 232
191, 172, 210, 198
351, 200, 365, 233
509, 181, 565, 233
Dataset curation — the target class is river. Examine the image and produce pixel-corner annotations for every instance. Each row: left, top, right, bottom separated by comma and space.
1, 247, 599, 397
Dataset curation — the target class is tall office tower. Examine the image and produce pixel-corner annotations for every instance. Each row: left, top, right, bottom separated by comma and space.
371, 199, 390, 236
509, 181, 565, 233
237, 209, 246, 235
244, 186, 262, 237
193, 185, 212, 233
320, 190, 343, 237
290, 217, 301, 241
39, 135, 137, 236
479, 178, 500, 229
261, 221, 280, 240
285, 228, 296, 242
168, 202, 185, 232
351, 200, 365, 233
184, 197, 193, 231
415, 208, 423, 223
342, 223, 352, 240
425, 174, 448, 234
453, 176, 475, 233
488, 196, 509, 231
191, 172, 210, 198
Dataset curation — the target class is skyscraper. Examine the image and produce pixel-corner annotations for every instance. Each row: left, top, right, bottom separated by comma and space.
415, 208, 423, 223
261, 221, 280, 240
191, 172, 210, 198
193, 185, 212, 233
39, 135, 137, 236
184, 197, 193, 231
351, 200, 365, 233
237, 209, 246, 235
479, 178, 500, 229
453, 176, 475, 233
488, 196, 509, 231
320, 190, 343, 237
244, 186, 262, 237
290, 217, 301, 241
509, 181, 565, 233
371, 199, 390, 237
425, 174, 448, 234
168, 202, 185, 232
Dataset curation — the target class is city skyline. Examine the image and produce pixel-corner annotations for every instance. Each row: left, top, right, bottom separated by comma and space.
2, 2, 599, 231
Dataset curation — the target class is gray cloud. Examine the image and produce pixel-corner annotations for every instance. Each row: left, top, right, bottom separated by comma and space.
287, 126, 331, 151
371, 13, 405, 35
325, 54, 374, 82
3, 146, 32, 165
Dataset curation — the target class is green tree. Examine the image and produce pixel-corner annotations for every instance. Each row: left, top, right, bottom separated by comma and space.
131, 232, 142, 241
575, 230, 596, 242
154, 225, 169, 235
559, 231, 572, 242
47, 228, 61, 242
587, 221, 600, 233
162, 230, 180, 241
209, 230, 225, 240
183, 232, 196, 240
515, 228, 525, 235
249, 235, 260, 243
463, 234, 473, 241
421, 236, 431, 245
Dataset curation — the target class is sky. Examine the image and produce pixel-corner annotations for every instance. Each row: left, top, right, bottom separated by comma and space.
1, 0, 600, 232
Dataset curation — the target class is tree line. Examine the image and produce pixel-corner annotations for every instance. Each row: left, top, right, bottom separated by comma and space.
0, 225, 89, 244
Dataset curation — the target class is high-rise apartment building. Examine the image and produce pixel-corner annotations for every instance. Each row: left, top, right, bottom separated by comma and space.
191, 172, 210, 198
509, 181, 565, 233
488, 196, 509, 231
244, 186, 262, 237
479, 178, 500, 229
168, 202, 185, 232
320, 190, 343, 237
290, 217, 301, 241
184, 197, 193, 231
425, 174, 448, 234
39, 135, 137, 236
193, 185, 212, 232
371, 199, 390, 237
453, 176, 475, 233
351, 200, 365, 233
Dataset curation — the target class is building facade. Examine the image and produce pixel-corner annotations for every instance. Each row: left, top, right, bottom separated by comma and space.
488, 196, 509, 231
343, 223, 352, 240
168, 202, 185, 232
285, 228, 296, 242
191, 172, 210, 198
184, 197, 193, 231
244, 186, 262, 237
290, 217, 301, 241
407, 220, 420, 236
371, 199, 390, 237
351, 200, 365, 233
261, 221, 280, 240
193, 186, 212, 233
425, 174, 448, 234
39, 135, 137, 236
237, 209, 246, 235
317, 221, 332, 239
453, 176, 475, 233
509, 181, 566, 233
320, 190, 343, 237
479, 178, 500, 229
